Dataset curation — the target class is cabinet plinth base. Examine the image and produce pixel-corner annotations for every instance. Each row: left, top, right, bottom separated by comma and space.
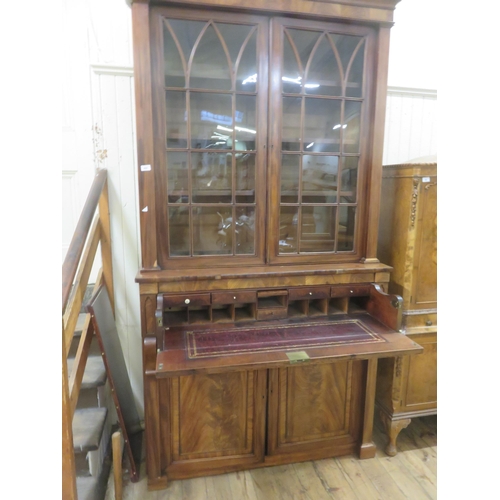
359, 442, 377, 459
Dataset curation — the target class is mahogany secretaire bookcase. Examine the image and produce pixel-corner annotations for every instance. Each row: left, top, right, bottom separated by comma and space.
130, 0, 422, 489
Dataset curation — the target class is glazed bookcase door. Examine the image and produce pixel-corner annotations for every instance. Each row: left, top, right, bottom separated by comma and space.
150, 8, 269, 268
268, 18, 376, 264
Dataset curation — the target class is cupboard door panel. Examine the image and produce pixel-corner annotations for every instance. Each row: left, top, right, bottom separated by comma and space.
170, 369, 266, 468
268, 360, 364, 457
402, 333, 437, 410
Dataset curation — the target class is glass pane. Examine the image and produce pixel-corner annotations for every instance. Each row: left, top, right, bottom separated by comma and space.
168, 206, 190, 256
193, 206, 232, 255
340, 157, 358, 203
190, 24, 232, 90
235, 95, 256, 150
167, 152, 189, 203
302, 155, 338, 203
343, 101, 362, 154
192, 152, 232, 203
166, 91, 187, 148
282, 33, 302, 94
280, 154, 300, 203
337, 206, 355, 251
216, 23, 253, 67
300, 206, 335, 253
168, 19, 206, 64
332, 34, 362, 78
304, 98, 341, 153
236, 154, 255, 203
305, 35, 342, 96
279, 206, 298, 254
287, 29, 320, 74
236, 30, 257, 92
345, 40, 364, 98
235, 207, 255, 255
163, 22, 185, 88
190, 93, 233, 148
282, 97, 302, 151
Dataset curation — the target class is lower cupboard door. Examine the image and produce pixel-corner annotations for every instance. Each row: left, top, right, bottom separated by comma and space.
166, 369, 267, 478
267, 360, 365, 461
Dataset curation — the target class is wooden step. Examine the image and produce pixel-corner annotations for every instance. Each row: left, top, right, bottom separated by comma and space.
73, 407, 108, 453
67, 356, 106, 390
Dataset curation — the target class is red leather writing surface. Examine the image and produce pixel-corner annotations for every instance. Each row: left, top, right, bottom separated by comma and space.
186, 319, 385, 358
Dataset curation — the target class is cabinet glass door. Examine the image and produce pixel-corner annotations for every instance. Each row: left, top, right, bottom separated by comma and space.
270, 19, 373, 262
152, 11, 268, 267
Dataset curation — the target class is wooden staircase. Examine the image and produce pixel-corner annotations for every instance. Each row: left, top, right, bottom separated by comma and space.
63, 169, 116, 500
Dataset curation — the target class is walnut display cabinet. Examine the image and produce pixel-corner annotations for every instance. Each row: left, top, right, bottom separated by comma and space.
130, 0, 422, 489
376, 157, 437, 456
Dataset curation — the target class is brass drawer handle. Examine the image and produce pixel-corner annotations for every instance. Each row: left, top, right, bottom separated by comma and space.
426, 320, 432, 326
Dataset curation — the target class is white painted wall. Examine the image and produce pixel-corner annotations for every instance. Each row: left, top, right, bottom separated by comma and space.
62, 0, 437, 419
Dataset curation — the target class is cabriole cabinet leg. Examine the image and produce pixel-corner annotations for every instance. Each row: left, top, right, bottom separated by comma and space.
381, 413, 411, 456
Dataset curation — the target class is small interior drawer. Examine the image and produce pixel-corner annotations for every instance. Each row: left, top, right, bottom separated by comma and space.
212, 290, 257, 304
163, 293, 211, 307
330, 284, 371, 298
288, 286, 330, 301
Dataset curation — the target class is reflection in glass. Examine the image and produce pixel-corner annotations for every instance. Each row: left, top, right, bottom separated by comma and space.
192, 152, 232, 203
193, 207, 233, 255
279, 206, 298, 253
166, 91, 187, 148
340, 157, 358, 203
280, 155, 300, 203
190, 24, 232, 90
168, 206, 190, 256
304, 98, 341, 153
343, 101, 361, 154
163, 23, 185, 88
236, 154, 255, 203
300, 206, 336, 253
337, 206, 355, 251
235, 207, 255, 254
282, 97, 301, 151
167, 152, 189, 203
235, 95, 256, 150
302, 155, 338, 203
236, 30, 257, 92
305, 35, 342, 96
190, 93, 232, 148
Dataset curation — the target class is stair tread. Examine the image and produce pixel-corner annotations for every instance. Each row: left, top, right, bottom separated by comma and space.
73, 407, 108, 453
67, 356, 106, 389
76, 476, 98, 500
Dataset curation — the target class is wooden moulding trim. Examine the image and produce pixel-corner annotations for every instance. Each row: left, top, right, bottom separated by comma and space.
142, 0, 398, 24
136, 262, 393, 284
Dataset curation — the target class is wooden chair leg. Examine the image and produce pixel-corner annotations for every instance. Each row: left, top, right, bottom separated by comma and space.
112, 431, 123, 500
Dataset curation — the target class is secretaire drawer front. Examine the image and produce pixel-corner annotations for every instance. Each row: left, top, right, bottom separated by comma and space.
288, 286, 330, 301
403, 311, 438, 330
163, 293, 211, 307
330, 284, 371, 298
212, 291, 257, 305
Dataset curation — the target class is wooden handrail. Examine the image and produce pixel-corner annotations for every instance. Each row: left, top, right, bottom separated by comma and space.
62, 169, 108, 313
